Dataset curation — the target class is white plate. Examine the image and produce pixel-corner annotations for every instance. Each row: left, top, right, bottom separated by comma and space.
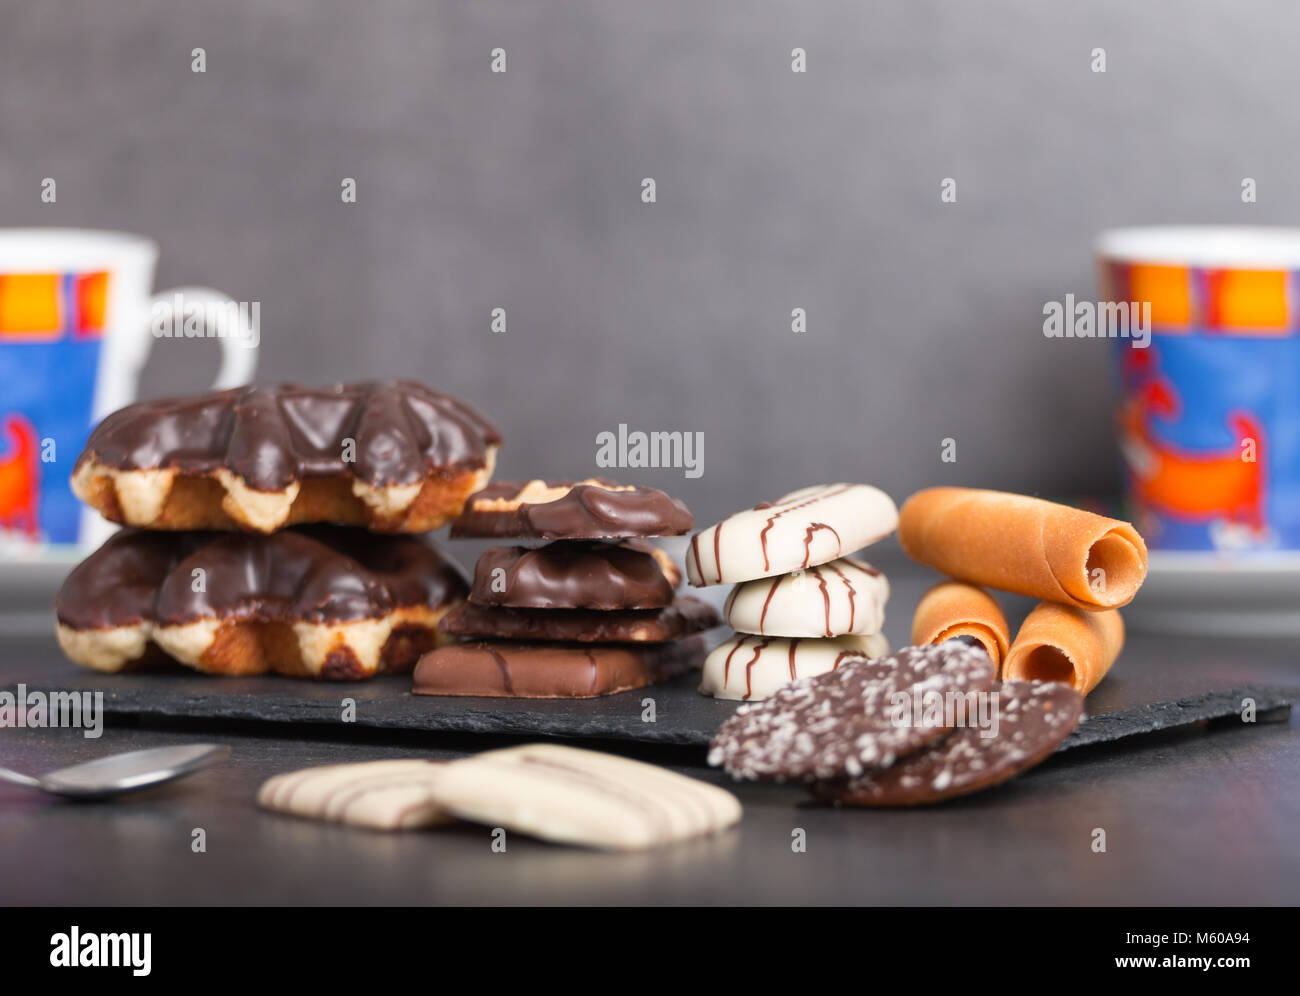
1128, 551, 1300, 636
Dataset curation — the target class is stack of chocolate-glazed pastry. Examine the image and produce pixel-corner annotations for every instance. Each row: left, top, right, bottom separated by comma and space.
686, 484, 900, 701
54, 381, 501, 680
415, 479, 720, 698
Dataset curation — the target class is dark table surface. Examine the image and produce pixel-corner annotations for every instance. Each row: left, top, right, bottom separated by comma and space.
3, 570, 1299, 906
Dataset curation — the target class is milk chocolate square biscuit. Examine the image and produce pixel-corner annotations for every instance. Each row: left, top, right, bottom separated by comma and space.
413, 635, 707, 698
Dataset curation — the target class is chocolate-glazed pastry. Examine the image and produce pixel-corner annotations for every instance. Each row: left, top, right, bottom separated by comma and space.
439, 595, 720, 644
412, 635, 707, 698
450, 478, 693, 540
54, 526, 467, 680
70, 381, 501, 533
470, 540, 681, 610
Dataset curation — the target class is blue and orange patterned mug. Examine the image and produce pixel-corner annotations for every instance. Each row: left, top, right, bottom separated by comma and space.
1099, 226, 1300, 552
0, 229, 258, 553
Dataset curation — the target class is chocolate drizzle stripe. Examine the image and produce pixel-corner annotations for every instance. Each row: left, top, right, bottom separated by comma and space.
723, 636, 748, 686
757, 485, 853, 574
275, 768, 322, 809
279, 765, 424, 813
743, 638, 773, 701
758, 572, 783, 634
800, 522, 842, 569
832, 650, 862, 670
393, 795, 444, 828
486, 647, 514, 695
812, 565, 832, 636
712, 519, 723, 585
331, 774, 441, 820
824, 561, 857, 632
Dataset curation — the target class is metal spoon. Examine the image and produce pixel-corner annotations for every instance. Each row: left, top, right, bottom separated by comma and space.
0, 744, 230, 799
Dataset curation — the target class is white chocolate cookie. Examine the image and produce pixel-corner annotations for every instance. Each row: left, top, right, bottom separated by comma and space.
686, 484, 899, 586
257, 760, 452, 830
699, 631, 889, 701
723, 557, 888, 637
426, 744, 741, 851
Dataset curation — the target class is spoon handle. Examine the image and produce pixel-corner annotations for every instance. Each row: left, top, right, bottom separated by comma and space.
0, 766, 41, 789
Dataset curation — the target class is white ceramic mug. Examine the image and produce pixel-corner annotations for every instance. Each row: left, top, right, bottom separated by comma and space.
0, 228, 258, 553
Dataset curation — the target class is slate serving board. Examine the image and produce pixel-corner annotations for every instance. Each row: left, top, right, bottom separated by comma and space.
8, 655, 1293, 751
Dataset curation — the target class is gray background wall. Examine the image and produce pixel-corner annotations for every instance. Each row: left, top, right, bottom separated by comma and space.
3, 0, 1295, 527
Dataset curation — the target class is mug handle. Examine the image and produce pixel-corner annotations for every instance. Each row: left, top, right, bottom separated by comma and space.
93, 286, 259, 419
97, 284, 260, 416
145, 286, 260, 388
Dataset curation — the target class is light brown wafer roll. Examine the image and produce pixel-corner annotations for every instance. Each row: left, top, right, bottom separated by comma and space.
1002, 602, 1124, 695
911, 581, 1010, 673
898, 487, 1148, 609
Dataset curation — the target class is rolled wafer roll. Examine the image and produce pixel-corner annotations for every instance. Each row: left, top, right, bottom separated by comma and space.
898, 487, 1148, 610
1002, 602, 1124, 695
911, 581, 1010, 673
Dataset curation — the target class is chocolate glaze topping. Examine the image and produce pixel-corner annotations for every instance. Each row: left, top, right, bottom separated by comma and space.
56, 526, 467, 629
76, 381, 502, 493
470, 541, 679, 610
451, 480, 693, 540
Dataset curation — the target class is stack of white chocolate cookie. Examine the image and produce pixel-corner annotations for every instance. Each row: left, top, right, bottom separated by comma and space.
686, 484, 900, 700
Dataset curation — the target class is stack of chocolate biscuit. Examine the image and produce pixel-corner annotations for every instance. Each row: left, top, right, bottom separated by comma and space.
415, 479, 720, 698
686, 483, 901, 701
54, 381, 501, 681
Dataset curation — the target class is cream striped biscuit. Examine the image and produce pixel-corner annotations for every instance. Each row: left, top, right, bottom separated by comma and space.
723, 556, 888, 638
699, 631, 890, 701
425, 744, 741, 851
686, 484, 898, 586
257, 760, 451, 830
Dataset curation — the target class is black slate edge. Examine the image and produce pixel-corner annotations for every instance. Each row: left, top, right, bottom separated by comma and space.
8, 676, 1295, 752
1057, 684, 1294, 751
